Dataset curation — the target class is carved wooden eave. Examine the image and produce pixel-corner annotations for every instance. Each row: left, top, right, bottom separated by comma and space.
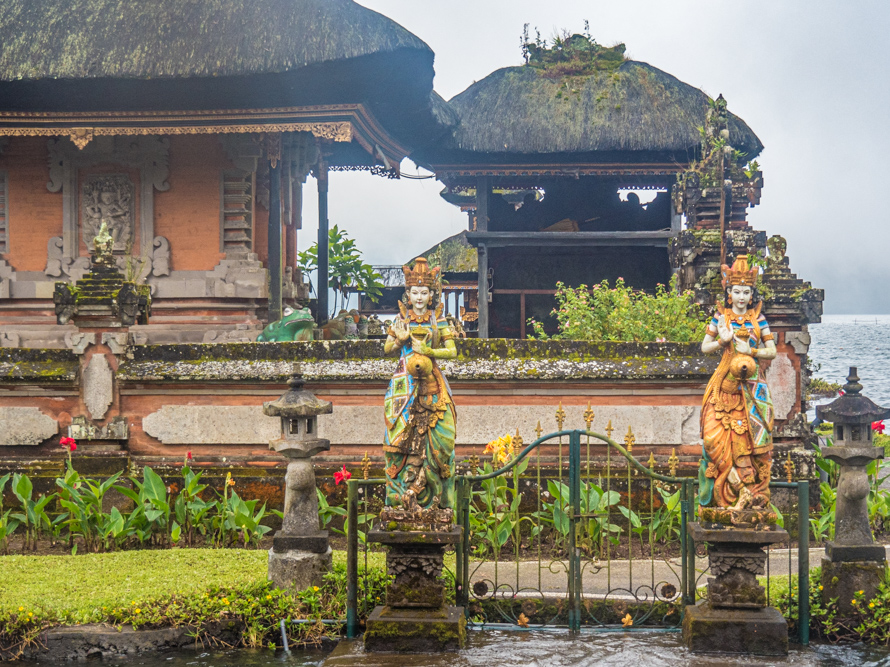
433, 161, 689, 188
0, 103, 408, 174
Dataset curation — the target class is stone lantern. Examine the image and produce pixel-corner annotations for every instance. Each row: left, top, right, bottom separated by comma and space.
264, 369, 333, 591
816, 367, 890, 612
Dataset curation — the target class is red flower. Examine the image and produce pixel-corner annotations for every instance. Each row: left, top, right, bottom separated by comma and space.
334, 465, 352, 485
60, 437, 76, 452
186, 451, 193, 461
873, 421, 885, 434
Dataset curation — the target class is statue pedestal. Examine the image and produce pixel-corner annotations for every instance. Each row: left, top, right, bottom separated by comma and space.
364, 524, 466, 652
683, 523, 789, 656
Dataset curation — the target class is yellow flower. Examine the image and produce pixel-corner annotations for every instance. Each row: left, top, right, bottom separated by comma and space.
818, 585, 823, 591
870, 602, 875, 609
266, 595, 272, 600
27, 612, 33, 617
135, 609, 141, 614
131, 601, 136, 605
312, 586, 319, 592
17, 607, 23, 612
852, 599, 858, 605
858, 590, 865, 595
222, 598, 230, 605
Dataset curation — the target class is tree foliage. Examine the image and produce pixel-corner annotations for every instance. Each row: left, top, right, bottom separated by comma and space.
298, 225, 384, 315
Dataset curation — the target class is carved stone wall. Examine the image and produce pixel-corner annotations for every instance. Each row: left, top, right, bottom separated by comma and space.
81, 174, 134, 252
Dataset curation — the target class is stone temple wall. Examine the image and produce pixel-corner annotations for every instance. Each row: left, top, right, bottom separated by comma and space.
0, 339, 816, 505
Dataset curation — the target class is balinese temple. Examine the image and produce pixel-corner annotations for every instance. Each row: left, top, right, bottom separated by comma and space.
0, 7, 823, 504
415, 39, 766, 339
0, 0, 454, 346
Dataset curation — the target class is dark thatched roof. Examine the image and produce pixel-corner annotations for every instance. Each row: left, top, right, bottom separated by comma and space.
427, 60, 763, 162
0, 0, 430, 81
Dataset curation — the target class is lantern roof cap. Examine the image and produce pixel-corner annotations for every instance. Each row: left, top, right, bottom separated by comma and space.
263, 369, 333, 419
816, 367, 890, 424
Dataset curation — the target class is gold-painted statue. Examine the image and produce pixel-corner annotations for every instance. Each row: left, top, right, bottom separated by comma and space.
699, 256, 777, 525
382, 258, 457, 518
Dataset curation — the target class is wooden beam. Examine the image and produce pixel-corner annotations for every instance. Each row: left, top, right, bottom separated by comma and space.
477, 243, 489, 339
475, 176, 490, 232
465, 230, 676, 248
268, 158, 283, 323
316, 157, 329, 325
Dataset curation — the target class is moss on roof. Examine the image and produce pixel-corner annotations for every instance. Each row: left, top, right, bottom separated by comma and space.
442, 60, 763, 158
0, 0, 431, 81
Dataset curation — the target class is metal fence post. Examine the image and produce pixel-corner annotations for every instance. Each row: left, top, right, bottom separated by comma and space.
568, 429, 582, 631
345, 479, 359, 639
455, 479, 465, 607
685, 481, 697, 604
680, 479, 689, 606
797, 480, 810, 646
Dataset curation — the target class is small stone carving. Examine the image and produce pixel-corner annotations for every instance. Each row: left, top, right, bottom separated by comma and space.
45, 237, 91, 280
64, 332, 96, 354
68, 416, 128, 440
151, 236, 170, 276
82, 175, 134, 252
101, 332, 129, 355
83, 353, 114, 421
0, 407, 58, 446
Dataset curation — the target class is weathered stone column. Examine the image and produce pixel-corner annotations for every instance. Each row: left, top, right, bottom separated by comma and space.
816, 368, 889, 613
264, 370, 333, 592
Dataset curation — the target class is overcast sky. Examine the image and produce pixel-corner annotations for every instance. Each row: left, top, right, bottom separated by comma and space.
300, 1, 890, 315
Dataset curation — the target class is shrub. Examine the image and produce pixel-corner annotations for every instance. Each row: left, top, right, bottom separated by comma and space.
527, 275, 708, 342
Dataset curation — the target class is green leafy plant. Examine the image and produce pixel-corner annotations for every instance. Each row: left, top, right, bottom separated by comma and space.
10, 474, 54, 553
56, 468, 125, 553
0, 474, 19, 555
298, 225, 384, 315
114, 466, 173, 547
527, 274, 708, 342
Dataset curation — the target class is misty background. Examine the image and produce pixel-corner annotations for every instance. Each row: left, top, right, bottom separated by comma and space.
297, 1, 889, 315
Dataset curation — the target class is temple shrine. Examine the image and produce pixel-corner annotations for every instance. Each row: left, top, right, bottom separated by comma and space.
0, 3, 822, 510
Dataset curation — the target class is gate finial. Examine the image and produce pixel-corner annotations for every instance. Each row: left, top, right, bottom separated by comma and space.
534, 421, 543, 440
514, 428, 523, 449
624, 425, 635, 453
583, 403, 595, 430
668, 448, 679, 477
605, 420, 614, 440
555, 403, 566, 431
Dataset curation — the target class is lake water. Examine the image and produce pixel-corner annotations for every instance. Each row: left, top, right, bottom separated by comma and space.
808, 314, 890, 416
64, 632, 890, 666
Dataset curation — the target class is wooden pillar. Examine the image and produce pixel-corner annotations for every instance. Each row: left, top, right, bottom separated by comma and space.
475, 176, 490, 338
268, 158, 283, 323
316, 158, 329, 325
477, 243, 489, 338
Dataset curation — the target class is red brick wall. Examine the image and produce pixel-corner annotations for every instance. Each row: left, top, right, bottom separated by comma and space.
0, 137, 63, 271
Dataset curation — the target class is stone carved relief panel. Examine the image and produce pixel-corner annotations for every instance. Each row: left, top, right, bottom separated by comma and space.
82, 174, 134, 252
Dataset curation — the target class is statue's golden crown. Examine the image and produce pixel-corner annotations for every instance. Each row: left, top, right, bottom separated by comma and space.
402, 257, 441, 290
721, 256, 759, 288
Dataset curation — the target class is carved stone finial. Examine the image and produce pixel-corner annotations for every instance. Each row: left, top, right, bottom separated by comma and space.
92, 221, 114, 267
843, 367, 863, 396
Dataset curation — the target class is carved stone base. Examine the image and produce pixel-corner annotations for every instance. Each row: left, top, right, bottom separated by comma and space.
267, 546, 331, 593
377, 506, 454, 532
682, 601, 788, 655
698, 505, 778, 529
368, 525, 461, 609
688, 523, 788, 609
364, 605, 466, 653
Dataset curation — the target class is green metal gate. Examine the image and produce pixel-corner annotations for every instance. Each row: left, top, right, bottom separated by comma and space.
346, 423, 810, 642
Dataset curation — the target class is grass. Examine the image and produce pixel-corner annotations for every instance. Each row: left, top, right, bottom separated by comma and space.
0, 549, 385, 623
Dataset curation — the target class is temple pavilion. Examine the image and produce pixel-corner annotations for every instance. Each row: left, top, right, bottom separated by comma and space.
0, 0, 454, 346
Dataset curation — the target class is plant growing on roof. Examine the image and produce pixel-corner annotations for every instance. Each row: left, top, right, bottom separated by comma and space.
520, 24, 626, 78
298, 225, 384, 316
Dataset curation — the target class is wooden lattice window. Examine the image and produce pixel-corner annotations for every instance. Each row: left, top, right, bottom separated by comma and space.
220, 171, 254, 253
0, 171, 7, 254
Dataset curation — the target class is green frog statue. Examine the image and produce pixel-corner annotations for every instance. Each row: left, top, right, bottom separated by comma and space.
380, 258, 457, 528
256, 307, 315, 342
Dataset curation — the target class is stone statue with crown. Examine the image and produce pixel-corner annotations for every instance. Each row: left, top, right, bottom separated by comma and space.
684, 254, 789, 654
366, 256, 466, 652
380, 257, 458, 526
698, 255, 778, 527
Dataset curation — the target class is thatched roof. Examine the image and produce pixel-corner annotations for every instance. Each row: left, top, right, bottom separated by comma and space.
427, 60, 763, 161
0, 0, 430, 81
